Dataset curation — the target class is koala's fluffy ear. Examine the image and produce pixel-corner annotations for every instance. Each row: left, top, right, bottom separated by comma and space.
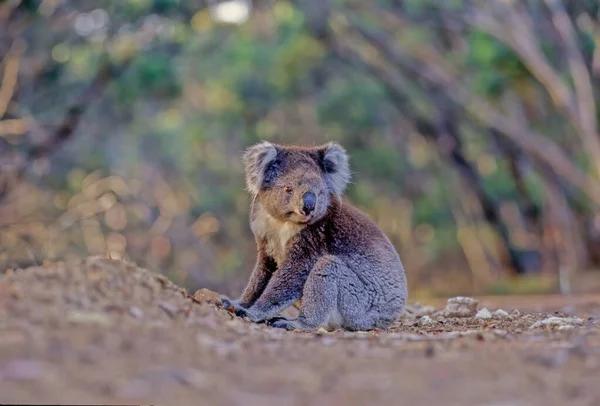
243, 141, 278, 195
322, 142, 351, 197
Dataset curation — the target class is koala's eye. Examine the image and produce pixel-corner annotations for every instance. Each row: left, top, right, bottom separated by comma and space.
284, 186, 293, 193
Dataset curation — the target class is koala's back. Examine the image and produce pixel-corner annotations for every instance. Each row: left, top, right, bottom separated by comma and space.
309, 200, 408, 320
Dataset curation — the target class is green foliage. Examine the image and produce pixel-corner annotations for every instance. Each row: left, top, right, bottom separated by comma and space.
353, 144, 402, 179
318, 75, 387, 131
481, 161, 519, 200
466, 31, 530, 98
4, 0, 599, 297
273, 34, 325, 92
151, 0, 182, 13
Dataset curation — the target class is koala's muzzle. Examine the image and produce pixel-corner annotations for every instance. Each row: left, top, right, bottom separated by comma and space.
301, 192, 316, 215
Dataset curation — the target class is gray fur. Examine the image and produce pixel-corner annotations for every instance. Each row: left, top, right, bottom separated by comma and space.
323, 142, 351, 197
243, 141, 278, 196
221, 141, 407, 331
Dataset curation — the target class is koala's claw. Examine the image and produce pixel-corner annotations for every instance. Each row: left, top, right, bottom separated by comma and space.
220, 297, 249, 318
266, 316, 287, 324
220, 296, 236, 312
266, 317, 297, 331
234, 306, 249, 318
230, 305, 259, 321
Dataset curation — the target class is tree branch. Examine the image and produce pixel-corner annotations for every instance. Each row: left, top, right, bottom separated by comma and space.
544, 0, 599, 168
342, 16, 600, 206
467, 0, 600, 180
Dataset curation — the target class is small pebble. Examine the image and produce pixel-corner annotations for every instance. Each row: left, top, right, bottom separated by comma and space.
416, 316, 436, 326
158, 302, 179, 318
129, 306, 144, 319
475, 308, 492, 320
66, 311, 112, 326
530, 316, 584, 329
443, 297, 479, 318
192, 288, 222, 305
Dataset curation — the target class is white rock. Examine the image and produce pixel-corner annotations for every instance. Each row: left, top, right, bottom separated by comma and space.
492, 309, 509, 318
129, 306, 144, 319
66, 311, 112, 326
530, 316, 585, 329
416, 316, 436, 326
443, 296, 479, 318
475, 308, 492, 320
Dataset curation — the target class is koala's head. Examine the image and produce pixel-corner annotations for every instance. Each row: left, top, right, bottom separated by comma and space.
243, 141, 351, 225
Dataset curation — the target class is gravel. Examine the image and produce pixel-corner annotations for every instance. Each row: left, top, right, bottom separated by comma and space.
1, 257, 599, 406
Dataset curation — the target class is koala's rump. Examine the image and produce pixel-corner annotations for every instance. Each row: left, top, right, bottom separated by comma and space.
326, 204, 408, 309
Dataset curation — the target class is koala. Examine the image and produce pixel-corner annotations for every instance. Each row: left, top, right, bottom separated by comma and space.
220, 141, 408, 331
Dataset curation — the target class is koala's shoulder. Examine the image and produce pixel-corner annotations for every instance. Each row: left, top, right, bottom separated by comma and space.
327, 201, 388, 244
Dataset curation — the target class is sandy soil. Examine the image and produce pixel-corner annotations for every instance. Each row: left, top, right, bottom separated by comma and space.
1, 257, 599, 406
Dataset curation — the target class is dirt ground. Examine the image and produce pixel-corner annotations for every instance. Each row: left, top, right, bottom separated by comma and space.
1, 257, 599, 406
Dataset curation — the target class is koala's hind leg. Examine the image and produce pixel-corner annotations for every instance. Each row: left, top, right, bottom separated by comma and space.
337, 267, 404, 332
268, 255, 343, 331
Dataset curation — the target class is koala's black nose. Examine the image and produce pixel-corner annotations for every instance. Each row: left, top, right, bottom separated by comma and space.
302, 192, 316, 215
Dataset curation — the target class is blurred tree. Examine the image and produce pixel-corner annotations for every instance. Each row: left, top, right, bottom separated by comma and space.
1, 0, 599, 297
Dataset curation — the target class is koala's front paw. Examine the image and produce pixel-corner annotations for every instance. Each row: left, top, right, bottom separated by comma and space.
220, 295, 240, 313
221, 295, 245, 316
234, 307, 264, 323
266, 317, 297, 331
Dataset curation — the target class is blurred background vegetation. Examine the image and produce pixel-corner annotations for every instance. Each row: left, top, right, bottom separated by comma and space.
1, 0, 600, 299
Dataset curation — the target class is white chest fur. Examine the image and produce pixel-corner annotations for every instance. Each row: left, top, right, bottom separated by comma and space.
251, 210, 304, 265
